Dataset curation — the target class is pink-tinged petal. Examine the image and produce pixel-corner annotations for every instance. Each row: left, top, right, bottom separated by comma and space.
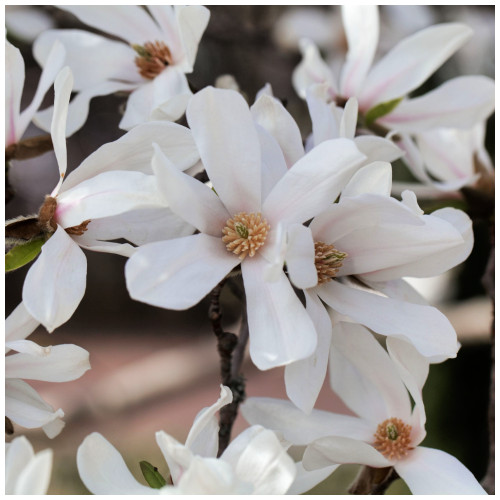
6, 343, 90, 382
306, 83, 341, 145
6, 302, 39, 346
61, 121, 198, 191
251, 94, 305, 168
354, 135, 404, 163
287, 461, 338, 495
242, 256, 317, 369
340, 5, 379, 97
263, 138, 366, 227
329, 322, 411, 423
33, 30, 140, 91
339, 97, 358, 139
285, 290, 332, 413
293, 39, 337, 99
155, 431, 193, 485
378, 75, 495, 133
23, 226, 87, 332
13, 448, 53, 495
59, 6, 163, 44
187, 87, 262, 214
56, 171, 163, 229
340, 161, 392, 199
241, 397, 373, 445
77, 433, 156, 495
317, 280, 459, 360
285, 225, 317, 290
5, 40, 25, 145
395, 447, 486, 495
151, 144, 229, 236
360, 23, 473, 109
5, 379, 65, 437
146, 6, 181, 56
185, 385, 233, 458
304, 436, 391, 470
125, 233, 238, 310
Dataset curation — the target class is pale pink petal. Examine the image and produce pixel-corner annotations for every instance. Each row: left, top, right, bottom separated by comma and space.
146, 6, 181, 56
23, 226, 87, 332
340, 161, 392, 198
5, 40, 25, 145
77, 433, 156, 495
340, 5, 379, 97
285, 225, 317, 290
125, 234, 238, 310
395, 446, 486, 495
284, 290, 332, 413
360, 23, 473, 109
242, 256, 317, 369
5, 302, 39, 346
151, 144, 229, 236
317, 280, 459, 360
186, 87, 262, 214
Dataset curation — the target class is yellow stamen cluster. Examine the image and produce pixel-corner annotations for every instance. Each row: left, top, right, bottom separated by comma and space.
222, 212, 270, 260
314, 241, 347, 284
373, 417, 413, 460
133, 41, 173, 79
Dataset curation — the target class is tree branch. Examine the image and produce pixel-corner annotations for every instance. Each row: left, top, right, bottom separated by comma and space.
348, 466, 399, 495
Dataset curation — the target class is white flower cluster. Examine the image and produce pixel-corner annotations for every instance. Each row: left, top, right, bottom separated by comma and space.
5, 5, 493, 495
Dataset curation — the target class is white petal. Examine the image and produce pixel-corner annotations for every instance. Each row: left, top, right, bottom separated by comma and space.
185, 385, 233, 458
77, 432, 156, 495
306, 83, 341, 145
6, 343, 90, 382
187, 87, 262, 214
263, 138, 366, 227
339, 97, 358, 139
5, 302, 39, 346
378, 75, 495, 133
285, 224, 317, 289
15, 449, 53, 495
395, 446, 487, 495
360, 23, 473, 109
146, 6, 181, 57
317, 280, 459, 360
151, 144, 229, 236
5, 40, 24, 144
340, 5, 379, 97
125, 234, 238, 310
287, 461, 338, 495
353, 135, 404, 163
340, 161, 392, 198
5, 436, 35, 494
242, 256, 317, 370
23, 226, 87, 332
72, 237, 136, 258
155, 431, 193, 485
284, 290, 332, 413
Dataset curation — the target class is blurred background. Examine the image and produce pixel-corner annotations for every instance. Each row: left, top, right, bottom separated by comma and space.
5, 5, 494, 494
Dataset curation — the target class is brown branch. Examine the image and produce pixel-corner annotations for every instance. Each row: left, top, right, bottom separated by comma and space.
5, 135, 53, 162
348, 465, 399, 495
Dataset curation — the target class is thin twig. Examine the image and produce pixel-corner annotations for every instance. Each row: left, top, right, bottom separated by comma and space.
348, 466, 399, 495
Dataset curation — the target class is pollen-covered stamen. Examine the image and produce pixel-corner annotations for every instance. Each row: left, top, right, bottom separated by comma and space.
222, 212, 270, 260
373, 417, 413, 461
133, 41, 173, 79
314, 241, 347, 284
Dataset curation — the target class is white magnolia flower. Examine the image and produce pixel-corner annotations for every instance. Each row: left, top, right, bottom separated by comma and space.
242, 324, 486, 495
281, 163, 472, 412
33, 5, 210, 134
6, 302, 90, 438
5, 38, 64, 147
126, 86, 367, 370
6, 436, 53, 494
77, 386, 298, 494
293, 5, 495, 134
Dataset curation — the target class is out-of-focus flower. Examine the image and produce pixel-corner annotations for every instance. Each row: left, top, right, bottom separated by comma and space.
243, 325, 487, 495
6, 6, 56, 44
126, 86, 367, 370
33, 5, 210, 133
6, 302, 90, 438
6, 435, 53, 494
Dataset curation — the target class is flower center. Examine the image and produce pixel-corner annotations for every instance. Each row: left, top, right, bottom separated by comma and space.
373, 417, 413, 461
39, 196, 90, 236
222, 212, 270, 260
314, 241, 347, 284
132, 41, 173, 79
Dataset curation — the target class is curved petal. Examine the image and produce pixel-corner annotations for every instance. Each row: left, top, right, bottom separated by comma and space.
187, 87, 262, 214
360, 23, 473, 109
317, 280, 459, 360
306, 83, 341, 145
6, 302, 39, 346
5, 40, 24, 144
14, 448, 53, 495
287, 461, 338, 495
5, 436, 35, 494
77, 432, 156, 495
146, 6, 181, 57
353, 135, 404, 163
155, 431, 193, 485
285, 224, 317, 289
242, 256, 317, 370
125, 233, 238, 310
23, 226, 87, 332
339, 97, 358, 139
340, 161, 392, 198
395, 446, 486, 495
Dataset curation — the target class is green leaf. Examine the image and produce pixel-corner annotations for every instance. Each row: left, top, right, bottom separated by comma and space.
5, 238, 45, 272
139, 461, 167, 489
364, 97, 403, 127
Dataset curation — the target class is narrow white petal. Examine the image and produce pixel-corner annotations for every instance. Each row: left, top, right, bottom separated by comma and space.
339, 97, 358, 139
287, 461, 338, 495
5, 40, 24, 144
285, 224, 317, 290
15, 449, 53, 495
354, 135, 404, 163
155, 431, 193, 485
340, 161, 392, 199
306, 83, 341, 145
23, 227, 87, 332
6, 436, 35, 494
5, 302, 39, 346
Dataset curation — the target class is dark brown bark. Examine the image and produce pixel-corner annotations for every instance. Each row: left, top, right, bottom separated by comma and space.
349, 466, 399, 495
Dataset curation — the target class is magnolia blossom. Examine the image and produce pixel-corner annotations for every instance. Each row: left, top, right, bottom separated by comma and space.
126, 86, 367, 370
33, 5, 210, 133
6, 436, 53, 494
77, 385, 300, 494
6, 302, 90, 438
293, 5, 495, 134
242, 323, 487, 495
